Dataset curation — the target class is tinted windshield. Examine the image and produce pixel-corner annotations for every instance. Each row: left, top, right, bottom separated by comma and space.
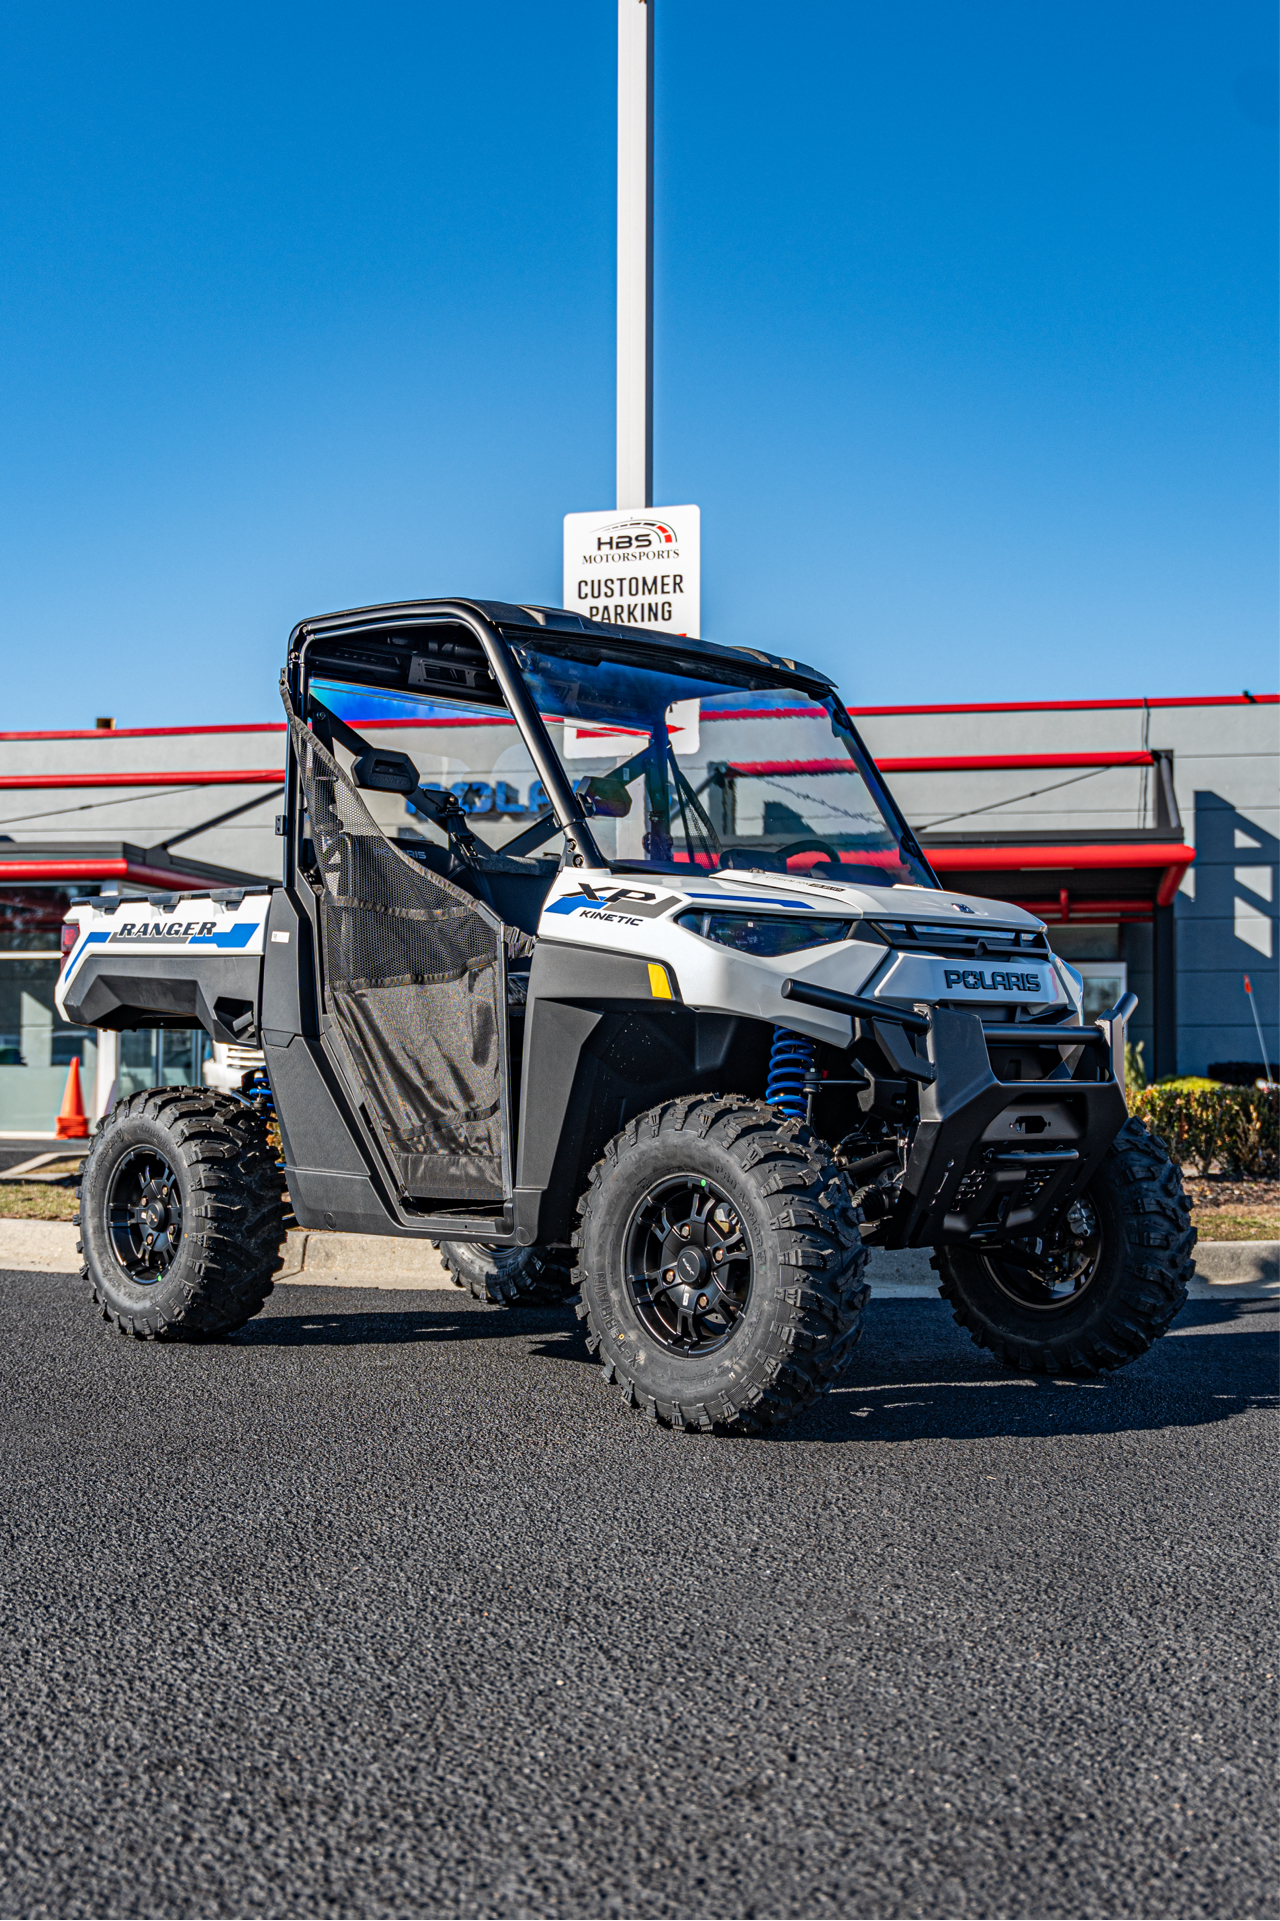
312, 678, 548, 856
511, 641, 935, 888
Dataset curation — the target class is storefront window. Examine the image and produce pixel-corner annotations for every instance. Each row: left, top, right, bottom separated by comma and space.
0, 883, 217, 1131
0, 955, 97, 1133
117, 1030, 211, 1100
0, 888, 74, 952
1074, 963, 1128, 1022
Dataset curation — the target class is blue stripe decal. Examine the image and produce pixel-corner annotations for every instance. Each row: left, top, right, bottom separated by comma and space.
63, 928, 112, 984
683, 893, 814, 910
189, 922, 258, 948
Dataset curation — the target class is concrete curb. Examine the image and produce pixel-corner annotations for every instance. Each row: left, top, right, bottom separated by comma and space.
276, 1229, 455, 1291
0, 1219, 1274, 1300
865, 1242, 1279, 1300
0, 1220, 86, 1272
0, 1220, 459, 1289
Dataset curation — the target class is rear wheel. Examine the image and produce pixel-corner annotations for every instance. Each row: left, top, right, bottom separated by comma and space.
574, 1095, 869, 1432
436, 1239, 574, 1306
933, 1116, 1194, 1375
77, 1087, 286, 1340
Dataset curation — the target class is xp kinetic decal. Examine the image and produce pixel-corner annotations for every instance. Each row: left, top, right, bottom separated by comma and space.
544, 883, 681, 925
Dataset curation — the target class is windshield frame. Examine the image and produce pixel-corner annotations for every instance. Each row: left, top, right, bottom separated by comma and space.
286, 602, 937, 890
505, 630, 938, 889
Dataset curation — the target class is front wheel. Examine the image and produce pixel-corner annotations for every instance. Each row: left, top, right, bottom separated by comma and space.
574, 1096, 869, 1432
933, 1116, 1194, 1375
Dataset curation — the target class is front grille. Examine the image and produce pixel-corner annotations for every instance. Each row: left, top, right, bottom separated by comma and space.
951, 1156, 1059, 1220
866, 919, 1049, 963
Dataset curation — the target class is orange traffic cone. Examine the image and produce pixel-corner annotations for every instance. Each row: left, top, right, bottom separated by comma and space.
55, 1056, 89, 1139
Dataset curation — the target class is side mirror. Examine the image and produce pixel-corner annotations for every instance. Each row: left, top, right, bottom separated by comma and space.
574, 774, 632, 819
353, 749, 420, 796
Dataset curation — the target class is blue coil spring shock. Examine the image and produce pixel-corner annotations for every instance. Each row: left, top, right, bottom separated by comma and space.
766, 1026, 815, 1119
246, 1067, 275, 1120
246, 1069, 284, 1170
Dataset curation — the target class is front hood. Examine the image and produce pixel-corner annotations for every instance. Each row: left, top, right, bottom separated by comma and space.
538, 867, 1066, 1040
644, 866, 1044, 932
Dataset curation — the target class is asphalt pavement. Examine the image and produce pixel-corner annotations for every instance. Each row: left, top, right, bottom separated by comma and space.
0, 1272, 1274, 1920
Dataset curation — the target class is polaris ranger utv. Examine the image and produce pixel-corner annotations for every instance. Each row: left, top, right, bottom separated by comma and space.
58, 599, 1193, 1431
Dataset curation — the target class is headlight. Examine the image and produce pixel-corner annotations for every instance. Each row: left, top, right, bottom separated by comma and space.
675, 910, 854, 957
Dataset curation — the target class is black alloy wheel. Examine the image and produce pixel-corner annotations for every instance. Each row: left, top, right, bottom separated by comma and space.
107, 1147, 184, 1283
78, 1086, 286, 1340
624, 1174, 753, 1355
574, 1095, 871, 1432
932, 1116, 1195, 1376
980, 1195, 1103, 1312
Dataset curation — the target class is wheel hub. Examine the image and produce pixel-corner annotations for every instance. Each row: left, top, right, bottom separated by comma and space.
106, 1152, 184, 1283
625, 1176, 752, 1355
982, 1194, 1103, 1312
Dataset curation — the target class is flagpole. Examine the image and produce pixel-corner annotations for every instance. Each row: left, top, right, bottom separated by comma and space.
1243, 974, 1273, 1077
617, 0, 653, 510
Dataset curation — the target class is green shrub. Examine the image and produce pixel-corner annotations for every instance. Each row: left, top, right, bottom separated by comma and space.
1130, 1082, 1279, 1177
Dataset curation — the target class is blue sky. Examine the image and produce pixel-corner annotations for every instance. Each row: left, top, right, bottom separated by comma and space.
0, 0, 1274, 728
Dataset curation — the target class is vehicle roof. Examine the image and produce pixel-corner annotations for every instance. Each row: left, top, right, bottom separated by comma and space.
288, 597, 835, 697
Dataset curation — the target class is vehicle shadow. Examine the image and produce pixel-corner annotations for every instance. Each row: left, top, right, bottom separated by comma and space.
229, 1293, 1276, 1446
230, 1296, 580, 1349
787, 1298, 1278, 1446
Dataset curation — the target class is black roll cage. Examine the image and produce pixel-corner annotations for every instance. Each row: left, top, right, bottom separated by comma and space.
284, 601, 606, 884
281, 595, 932, 885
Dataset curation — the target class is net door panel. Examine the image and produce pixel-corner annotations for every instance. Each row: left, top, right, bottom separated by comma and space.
288, 701, 508, 1203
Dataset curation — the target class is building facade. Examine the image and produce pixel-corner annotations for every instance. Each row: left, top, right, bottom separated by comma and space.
0, 688, 1274, 1134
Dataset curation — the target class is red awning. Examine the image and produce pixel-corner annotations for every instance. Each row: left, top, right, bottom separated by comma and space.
0, 769, 284, 790
0, 858, 258, 892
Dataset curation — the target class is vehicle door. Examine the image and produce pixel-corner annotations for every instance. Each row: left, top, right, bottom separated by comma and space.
286, 693, 511, 1205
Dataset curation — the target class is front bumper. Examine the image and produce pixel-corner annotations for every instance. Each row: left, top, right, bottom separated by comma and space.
884, 1008, 1128, 1249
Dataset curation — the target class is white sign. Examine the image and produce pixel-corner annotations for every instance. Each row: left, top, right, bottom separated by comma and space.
563, 698, 701, 761
563, 503, 700, 638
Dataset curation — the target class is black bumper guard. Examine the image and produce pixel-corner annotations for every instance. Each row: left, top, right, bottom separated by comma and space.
781, 980, 1136, 1249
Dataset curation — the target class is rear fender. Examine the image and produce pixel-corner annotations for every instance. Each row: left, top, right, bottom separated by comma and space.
59, 897, 271, 1045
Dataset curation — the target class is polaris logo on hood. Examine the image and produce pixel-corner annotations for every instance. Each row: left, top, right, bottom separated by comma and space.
944, 967, 1043, 994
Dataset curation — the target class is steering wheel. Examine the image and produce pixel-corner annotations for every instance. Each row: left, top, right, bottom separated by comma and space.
777, 837, 842, 871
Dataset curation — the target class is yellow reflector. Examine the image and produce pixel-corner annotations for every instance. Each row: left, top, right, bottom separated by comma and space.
647, 962, 673, 1000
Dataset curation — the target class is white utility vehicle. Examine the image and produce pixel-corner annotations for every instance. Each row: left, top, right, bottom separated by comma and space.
58, 600, 1193, 1431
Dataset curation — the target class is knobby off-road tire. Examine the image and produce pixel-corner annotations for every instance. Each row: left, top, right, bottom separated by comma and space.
933, 1115, 1194, 1376
77, 1086, 287, 1340
435, 1240, 574, 1307
573, 1095, 870, 1433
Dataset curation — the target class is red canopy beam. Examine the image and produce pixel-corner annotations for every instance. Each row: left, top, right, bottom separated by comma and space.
925, 842, 1194, 910
0, 769, 284, 790
927, 842, 1192, 872
726, 752, 1156, 776
0, 858, 244, 891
